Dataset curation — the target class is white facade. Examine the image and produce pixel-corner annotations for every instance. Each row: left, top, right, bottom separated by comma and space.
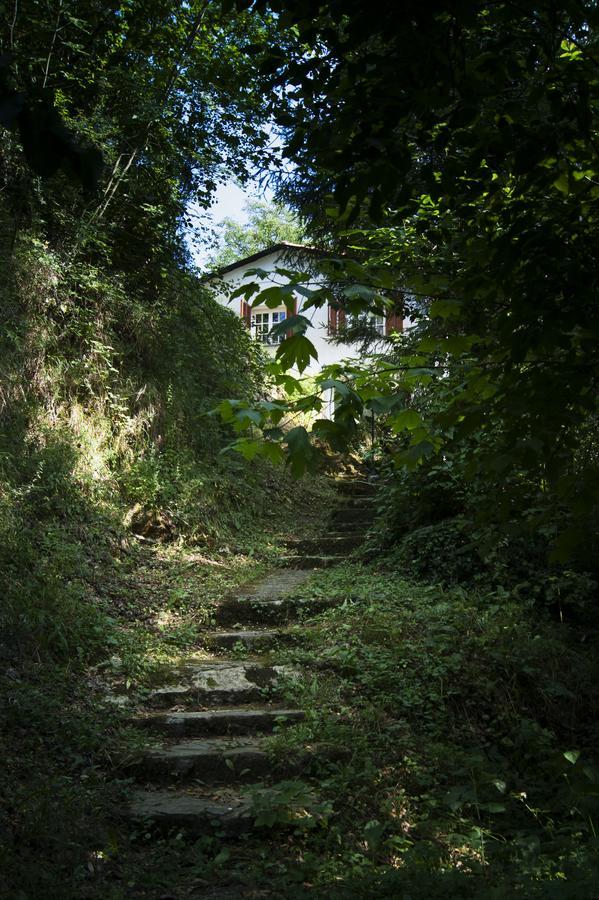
206, 243, 401, 375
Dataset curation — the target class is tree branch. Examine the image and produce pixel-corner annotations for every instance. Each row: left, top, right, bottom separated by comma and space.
42, 0, 64, 90
88, 0, 211, 227
9, 0, 18, 51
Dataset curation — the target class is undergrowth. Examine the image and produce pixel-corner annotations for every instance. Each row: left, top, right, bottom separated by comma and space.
243, 562, 599, 897
0, 231, 336, 898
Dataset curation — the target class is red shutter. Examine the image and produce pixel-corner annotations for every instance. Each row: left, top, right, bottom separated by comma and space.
241, 300, 251, 328
287, 297, 297, 338
338, 308, 346, 330
385, 312, 403, 335
328, 304, 338, 335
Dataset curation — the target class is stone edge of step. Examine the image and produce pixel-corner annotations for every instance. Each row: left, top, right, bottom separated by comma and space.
126, 789, 253, 834
134, 707, 305, 734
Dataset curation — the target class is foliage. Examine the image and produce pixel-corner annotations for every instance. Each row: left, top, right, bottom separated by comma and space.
3, 1, 599, 896
212, 2, 599, 572
257, 561, 599, 897
0, 4, 322, 896
363, 392, 599, 613
0, 666, 130, 899
207, 198, 306, 269
248, 779, 334, 829
1, 2, 279, 202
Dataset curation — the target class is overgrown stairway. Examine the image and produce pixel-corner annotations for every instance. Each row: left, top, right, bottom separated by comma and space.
126, 476, 377, 835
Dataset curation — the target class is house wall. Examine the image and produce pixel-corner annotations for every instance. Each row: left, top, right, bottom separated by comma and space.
207, 246, 411, 419
207, 249, 359, 375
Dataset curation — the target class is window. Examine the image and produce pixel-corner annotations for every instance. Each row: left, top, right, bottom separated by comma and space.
346, 313, 385, 336
370, 315, 385, 336
251, 310, 287, 344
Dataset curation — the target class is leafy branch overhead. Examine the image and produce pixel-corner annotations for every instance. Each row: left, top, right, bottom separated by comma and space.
210, 2, 599, 560
0, 54, 103, 189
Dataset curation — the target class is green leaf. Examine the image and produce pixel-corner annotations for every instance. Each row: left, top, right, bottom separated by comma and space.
275, 334, 318, 373
389, 409, 423, 432
564, 750, 580, 765
228, 282, 260, 301
262, 441, 285, 465
483, 802, 506, 814
270, 314, 311, 340
364, 395, 403, 414
430, 299, 462, 319
342, 284, 379, 303
252, 283, 296, 308
285, 426, 320, 477
226, 438, 264, 461
553, 173, 570, 195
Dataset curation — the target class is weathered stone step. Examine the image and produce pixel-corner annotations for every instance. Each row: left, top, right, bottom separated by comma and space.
140, 737, 273, 783
148, 662, 294, 708
138, 736, 339, 784
205, 629, 284, 652
333, 495, 376, 509
330, 506, 376, 525
215, 596, 335, 626
330, 478, 377, 496
330, 518, 371, 534
127, 788, 253, 835
279, 554, 343, 570
234, 569, 312, 601
286, 531, 364, 556
136, 707, 305, 736
289, 533, 364, 554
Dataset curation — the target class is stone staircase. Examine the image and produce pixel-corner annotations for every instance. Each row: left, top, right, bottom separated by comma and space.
126, 477, 377, 836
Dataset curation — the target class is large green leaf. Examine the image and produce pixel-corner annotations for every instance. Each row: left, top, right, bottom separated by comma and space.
275, 334, 318, 373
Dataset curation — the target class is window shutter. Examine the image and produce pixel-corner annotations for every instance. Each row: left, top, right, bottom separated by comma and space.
241, 300, 251, 327
287, 296, 298, 338
385, 312, 403, 335
328, 304, 338, 335
386, 290, 404, 335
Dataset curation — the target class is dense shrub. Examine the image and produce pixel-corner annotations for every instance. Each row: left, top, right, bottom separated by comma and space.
0, 235, 270, 665
368, 430, 599, 616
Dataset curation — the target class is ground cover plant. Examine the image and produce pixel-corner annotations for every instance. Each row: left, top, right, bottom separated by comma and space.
0, 465, 335, 900
2, 1, 599, 897
251, 560, 599, 898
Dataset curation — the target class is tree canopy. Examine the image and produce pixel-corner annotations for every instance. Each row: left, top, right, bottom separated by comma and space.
207, 198, 305, 269
2, 4, 599, 897
215, 1, 599, 561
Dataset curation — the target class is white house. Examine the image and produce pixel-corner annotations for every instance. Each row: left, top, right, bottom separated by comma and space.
206, 242, 405, 375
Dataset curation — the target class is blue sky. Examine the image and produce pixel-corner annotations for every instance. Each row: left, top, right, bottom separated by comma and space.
189, 179, 273, 269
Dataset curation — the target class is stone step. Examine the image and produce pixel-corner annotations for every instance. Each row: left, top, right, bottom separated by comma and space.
233, 568, 313, 601
279, 554, 343, 570
333, 495, 376, 509
330, 478, 377, 496
289, 533, 364, 554
148, 662, 294, 708
138, 736, 338, 785
136, 707, 305, 737
139, 737, 274, 784
127, 788, 253, 835
205, 629, 284, 652
330, 506, 376, 525
330, 518, 371, 534
215, 596, 335, 626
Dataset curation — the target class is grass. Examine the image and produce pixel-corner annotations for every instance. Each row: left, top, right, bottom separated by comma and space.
0, 457, 335, 900
6, 446, 598, 899
227, 561, 599, 898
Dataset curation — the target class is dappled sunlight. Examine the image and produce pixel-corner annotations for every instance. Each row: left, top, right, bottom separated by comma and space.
3, 0, 599, 896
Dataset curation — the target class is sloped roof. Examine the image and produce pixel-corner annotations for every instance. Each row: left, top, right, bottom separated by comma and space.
211, 241, 321, 277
